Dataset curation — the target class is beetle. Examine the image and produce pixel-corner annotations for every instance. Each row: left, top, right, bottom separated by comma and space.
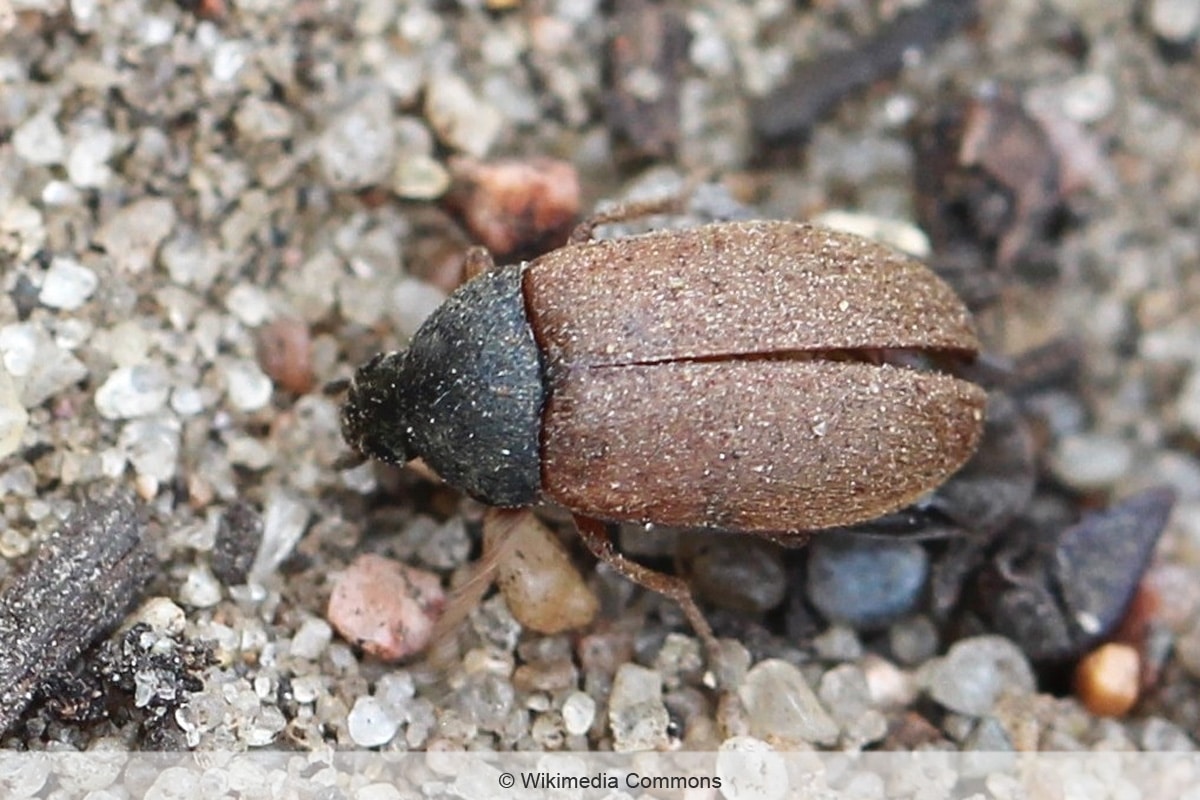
340, 213, 987, 651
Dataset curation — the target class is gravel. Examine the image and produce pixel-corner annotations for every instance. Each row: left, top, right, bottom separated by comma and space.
0, 0, 1197, 759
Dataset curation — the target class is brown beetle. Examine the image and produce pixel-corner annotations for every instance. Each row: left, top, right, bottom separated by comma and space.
341, 215, 986, 650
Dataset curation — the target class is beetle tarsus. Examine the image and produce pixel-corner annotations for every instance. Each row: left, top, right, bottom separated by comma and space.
572, 514, 721, 661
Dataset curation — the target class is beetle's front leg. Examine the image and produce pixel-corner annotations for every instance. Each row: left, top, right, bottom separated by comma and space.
572, 514, 720, 660
567, 172, 711, 245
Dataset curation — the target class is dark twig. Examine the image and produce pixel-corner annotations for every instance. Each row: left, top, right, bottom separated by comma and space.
0, 484, 157, 735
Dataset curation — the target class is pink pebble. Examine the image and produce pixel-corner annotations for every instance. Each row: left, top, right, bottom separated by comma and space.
327, 554, 446, 660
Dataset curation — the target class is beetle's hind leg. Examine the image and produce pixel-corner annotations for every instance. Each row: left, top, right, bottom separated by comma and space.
572, 514, 720, 659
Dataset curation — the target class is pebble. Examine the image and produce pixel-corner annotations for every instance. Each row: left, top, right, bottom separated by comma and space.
318, 88, 396, 190
347, 695, 400, 748
807, 535, 928, 630
889, 615, 941, 666
416, 516, 472, 571
716, 737, 789, 800
291, 617, 334, 661
39, 257, 98, 310
211, 501, 263, 585
561, 690, 596, 736
250, 489, 310, 581
811, 625, 864, 662
233, 95, 295, 142
1050, 433, 1135, 490
94, 364, 171, 419
221, 358, 274, 412
449, 156, 581, 255
811, 209, 931, 258
608, 663, 670, 751
861, 653, 918, 709
489, 510, 598, 635
653, 632, 704, 688
130, 596, 187, 635
926, 636, 1036, 716
161, 229, 219, 289
1057, 72, 1117, 124
178, 564, 223, 608
425, 72, 505, 157
818, 664, 887, 747
93, 196, 177, 273
1074, 643, 1141, 718
738, 659, 839, 747
326, 554, 446, 660
13, 109, 66, 166
67, 122, 116, 188
118, 417, 181, 483
1178, 368, 1200, 438
290, 675, 323, 705
225, 284, 273, 327
389, 279, 447, 339
0, 365, 28, 459
392, 155, 451, 200
1138, 716, 1197, 751
688, 535, 787, 613
1150, 0, 1200, 43
962, 716, 1014, 751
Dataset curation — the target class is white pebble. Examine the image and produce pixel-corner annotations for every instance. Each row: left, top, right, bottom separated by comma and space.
94, 197, 177, 274
224, 284, 273, 327
390, 279, 447, 338
132, 596, 187, 635
40, 257, 98, 310
178, 565, 223, 608
318, 90, 396, 190
119, 417, 181, 482
1058, 72, 1116, 124
251, 489, 310, 581
66, 124, 116, 188
347, 696, 400, 748
1050, 433, 1134, 490
222, 359, 273, 412
738, 659, 839, 746
13, 110, 66, 166
291, 617, 334, 661
0, 365, 28, 459
1151, 0, 1200, 42
291, 674, 324, 704
424, 72, 504, 157
561, 691, 596, 736
355, 784, 403, 800
608, 664, 669, 752
94, 364, 171, 419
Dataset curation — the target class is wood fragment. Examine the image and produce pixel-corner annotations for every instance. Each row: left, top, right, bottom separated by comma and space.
753, 0, 978, 142
0, 484, 157, 735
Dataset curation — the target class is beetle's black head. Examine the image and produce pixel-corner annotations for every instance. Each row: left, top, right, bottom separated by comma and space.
340, 351, 414, 465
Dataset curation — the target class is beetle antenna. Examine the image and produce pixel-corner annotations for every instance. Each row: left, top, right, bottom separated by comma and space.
332, 450, 367, 470
424, 517, 521, 667
323, 377, 351, 396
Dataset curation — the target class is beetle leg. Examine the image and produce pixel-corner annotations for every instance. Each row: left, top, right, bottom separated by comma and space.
572, 514, 720, 658
568, 195, 686, 244
463, 245, 497, 280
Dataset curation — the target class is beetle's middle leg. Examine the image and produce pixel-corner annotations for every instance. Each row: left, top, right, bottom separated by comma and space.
572, 514, 720, 659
